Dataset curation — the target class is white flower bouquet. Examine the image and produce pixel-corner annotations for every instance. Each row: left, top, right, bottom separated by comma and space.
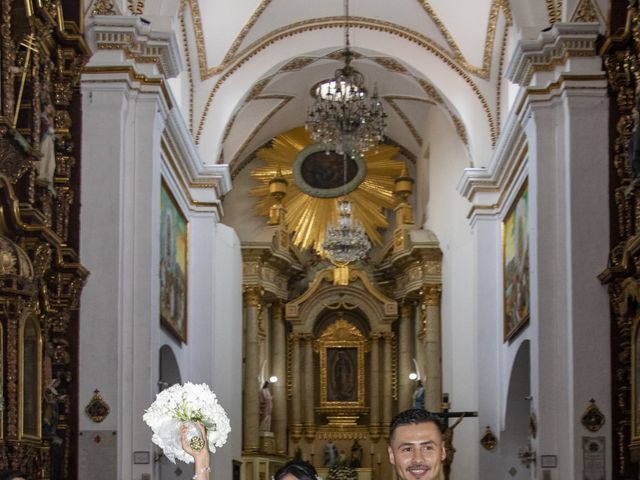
143, 382, 231, 464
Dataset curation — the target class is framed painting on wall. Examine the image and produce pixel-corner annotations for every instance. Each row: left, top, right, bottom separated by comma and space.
160, 178, 188, 343
503, 181, 529, 342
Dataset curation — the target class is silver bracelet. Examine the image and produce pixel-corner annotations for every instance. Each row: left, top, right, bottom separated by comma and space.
192, 466, 211, 480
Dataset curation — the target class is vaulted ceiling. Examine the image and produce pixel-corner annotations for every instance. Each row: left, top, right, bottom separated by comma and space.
167, 0, 608, 175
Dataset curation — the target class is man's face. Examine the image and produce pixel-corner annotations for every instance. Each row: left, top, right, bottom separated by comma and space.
387, 421, 446, 480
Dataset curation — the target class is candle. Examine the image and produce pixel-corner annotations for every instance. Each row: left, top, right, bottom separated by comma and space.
377, 454, 381, 464
369, 443, 374, 455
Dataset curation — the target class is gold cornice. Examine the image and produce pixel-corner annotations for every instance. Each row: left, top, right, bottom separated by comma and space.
160, 139, 224, 214
82, 65, 174, 111
194, 18, 496, 147
465, 141, 528, 220
228, 95, 294, 171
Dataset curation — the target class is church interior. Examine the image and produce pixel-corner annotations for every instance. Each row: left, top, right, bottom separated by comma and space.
0, 0, 637, 479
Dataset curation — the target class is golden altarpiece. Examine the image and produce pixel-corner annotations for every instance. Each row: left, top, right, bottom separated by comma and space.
0, 1, 88, 478
239, 132, 445, 480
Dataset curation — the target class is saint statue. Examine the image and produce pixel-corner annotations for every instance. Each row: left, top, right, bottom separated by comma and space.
349, 439, 363, 468
412, 379, 425, 410
324, 439, 338, 466
259, 381, 273, 432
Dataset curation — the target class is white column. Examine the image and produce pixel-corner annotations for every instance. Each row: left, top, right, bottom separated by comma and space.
271, 302, 287, 453
397, 302, 413, 410
243, 287, 262, 452
80, 70, 168, 480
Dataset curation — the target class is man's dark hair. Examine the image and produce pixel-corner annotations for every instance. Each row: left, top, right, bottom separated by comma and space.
0, 470, 27, 480
389, 408, 444, 441
274, 461, 318, 480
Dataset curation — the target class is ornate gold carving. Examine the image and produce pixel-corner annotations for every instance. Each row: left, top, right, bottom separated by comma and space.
281, 57, 317, 72
372, 57, 408, 73
91, 0, 117, 16
0, 137, 32, 183
581, 399, 605, 432
249, 127, 404, 252
84, 389, 110, 423
571, 0, 598, 22
480, 426, 497, 450
545, 0, 563, 24
424, 285, 442, 306
243, 285, 264, 306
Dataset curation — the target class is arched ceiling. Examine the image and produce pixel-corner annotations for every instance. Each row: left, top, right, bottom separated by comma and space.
170, 0, 608, 174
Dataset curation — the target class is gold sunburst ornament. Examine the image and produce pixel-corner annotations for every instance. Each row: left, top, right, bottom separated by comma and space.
251, 127, 405, 255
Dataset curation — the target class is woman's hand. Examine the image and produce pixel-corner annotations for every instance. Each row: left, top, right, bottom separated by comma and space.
180, 421, 210, 468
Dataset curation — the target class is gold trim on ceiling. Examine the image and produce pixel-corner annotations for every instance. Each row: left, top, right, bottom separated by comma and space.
193, 19, 497, 146
418, 0, 512, 80
186, 0, 511, 82
383, 96, 433, 147
250, 127, 404, 253
228, 95, 293, 168
180, 5, 195, 134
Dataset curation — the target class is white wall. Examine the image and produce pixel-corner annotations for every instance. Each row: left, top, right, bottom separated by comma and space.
421, 106, 478, 480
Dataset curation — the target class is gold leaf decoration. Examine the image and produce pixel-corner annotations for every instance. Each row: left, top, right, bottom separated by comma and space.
250, 127, 404, 253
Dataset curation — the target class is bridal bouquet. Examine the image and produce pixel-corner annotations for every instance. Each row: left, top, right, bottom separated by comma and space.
143, 382, 231, 464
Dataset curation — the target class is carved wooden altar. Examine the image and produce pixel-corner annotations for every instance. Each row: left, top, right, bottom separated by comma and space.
0, 1, 88, 478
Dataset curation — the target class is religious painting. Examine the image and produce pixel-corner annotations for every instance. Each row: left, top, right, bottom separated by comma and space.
318, 316, 366, 411
327, 347, 358, 402
160, 179, 188, 343
503, 181, 529, 342
292, 143, 367, 198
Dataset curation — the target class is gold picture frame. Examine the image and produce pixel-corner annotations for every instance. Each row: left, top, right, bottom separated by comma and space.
503, 180, 530, 342
160, 178, 189, 343
317, 317, 367, 411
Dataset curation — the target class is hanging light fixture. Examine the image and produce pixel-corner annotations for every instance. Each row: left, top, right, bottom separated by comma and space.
322, 194, 371, 265
305, 0, 387, 158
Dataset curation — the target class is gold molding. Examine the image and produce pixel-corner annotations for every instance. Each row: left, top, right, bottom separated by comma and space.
192, 18, 497, 145
188, 0, 511, 82
160, 139, 224, 214
179, 5, 195, 134
416, 0, 512, 80
229, 95, 293, 172
545, 0, 563, 24
383, 96, 431, 147
82, 65, 174, 111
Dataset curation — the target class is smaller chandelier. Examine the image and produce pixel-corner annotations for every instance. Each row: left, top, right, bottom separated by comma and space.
322, 197, 371, 264
305, 0, 386, 158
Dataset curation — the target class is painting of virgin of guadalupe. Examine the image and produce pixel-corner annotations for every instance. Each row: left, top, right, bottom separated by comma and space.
160, 179, 188, 343
503, 181, 529, 342
327, 347, 358, 402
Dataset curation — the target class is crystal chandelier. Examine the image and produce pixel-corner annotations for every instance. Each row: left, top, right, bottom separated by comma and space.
322, 197, 371, 265
305, 0, 386, 158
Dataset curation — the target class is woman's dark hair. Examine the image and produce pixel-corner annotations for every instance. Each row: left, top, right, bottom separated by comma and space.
274, 460, 318, 480
0, 470, 27, 480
